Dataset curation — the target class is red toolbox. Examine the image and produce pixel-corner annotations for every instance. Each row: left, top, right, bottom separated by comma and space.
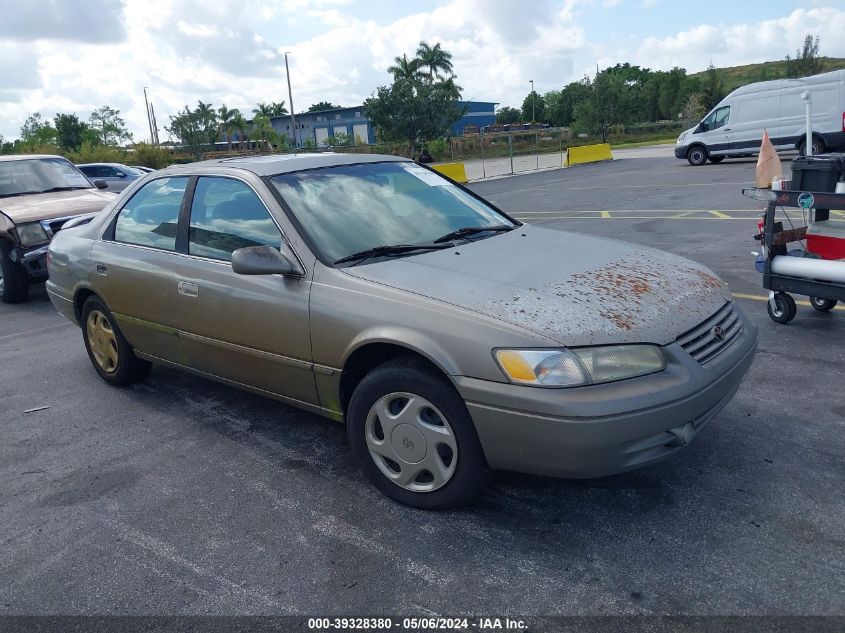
807, 220, 845, 260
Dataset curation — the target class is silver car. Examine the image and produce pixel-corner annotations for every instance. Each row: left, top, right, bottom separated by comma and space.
76, 163, 143, 192
46, 154, 757, 508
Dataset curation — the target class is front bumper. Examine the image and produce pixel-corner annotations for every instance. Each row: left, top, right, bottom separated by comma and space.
454, 304, 758, 478
674, 146, 687, 159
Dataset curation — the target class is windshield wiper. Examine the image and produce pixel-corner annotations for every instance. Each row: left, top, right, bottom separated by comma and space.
433, 224, 514, 243
38, 186, 89, 193
0, 191, 41, 198
334, 243, 452, 265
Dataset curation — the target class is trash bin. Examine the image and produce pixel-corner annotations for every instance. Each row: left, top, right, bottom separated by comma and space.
790, 153, 845, 192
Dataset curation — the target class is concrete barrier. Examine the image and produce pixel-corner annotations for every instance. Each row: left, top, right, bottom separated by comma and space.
564, 143, 613, 167
432, 162, 469, 183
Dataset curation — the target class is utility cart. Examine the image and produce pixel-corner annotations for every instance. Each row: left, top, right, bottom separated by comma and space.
743, 187, 845, 323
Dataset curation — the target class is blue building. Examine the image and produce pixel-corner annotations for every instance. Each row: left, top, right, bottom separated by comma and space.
270, 100, 497, 146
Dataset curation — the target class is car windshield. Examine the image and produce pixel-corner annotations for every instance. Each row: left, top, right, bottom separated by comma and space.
0, 158, 93, 197
269, 161, 514, 264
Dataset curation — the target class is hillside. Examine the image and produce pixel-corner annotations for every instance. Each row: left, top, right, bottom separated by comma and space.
690, 57, 845, 92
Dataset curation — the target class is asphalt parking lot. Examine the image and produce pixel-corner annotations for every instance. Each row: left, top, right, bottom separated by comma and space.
1, 152, 843, 618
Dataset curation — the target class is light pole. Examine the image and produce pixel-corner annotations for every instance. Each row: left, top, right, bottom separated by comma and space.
285, 52, 298, 148
529, 79, 535, 124
143, 87, 154, 144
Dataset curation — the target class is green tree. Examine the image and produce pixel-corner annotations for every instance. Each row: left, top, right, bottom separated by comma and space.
232, 112, 250, 149
701, 64, 725, 111
20, 113, 57, 145
679, 93, 708, 127
387, 53, 422, 82
307, 101, 342, 112
521, 91, 545, 123
88, 106, 132, 146
365, 65, 462, 158
495, 106, 520, 124
217, 104, 240, 151
573, 71, 630, 142
251, 115, 277, 149
786, 34, 824, 78
195, 100, 218, 147
545, 79, 591, 127
269, 101, 288, 117
415, 41, 453, 82
53, 113, 89, 152
252, 102, 273, 118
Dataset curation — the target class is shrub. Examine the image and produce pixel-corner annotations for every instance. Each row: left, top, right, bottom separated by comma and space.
427, 138, 448, 160
64, 142, 126, 164
130, 143, 173, 169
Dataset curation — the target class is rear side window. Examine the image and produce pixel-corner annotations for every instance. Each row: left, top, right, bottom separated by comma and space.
188, 177, 281, 261
113, 177, 188, 251
79, 166, 96, 177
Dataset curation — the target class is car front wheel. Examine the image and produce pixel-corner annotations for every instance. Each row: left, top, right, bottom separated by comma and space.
0, 239, 29, 304
81, 296, 152, 385
347, 358, 487, 509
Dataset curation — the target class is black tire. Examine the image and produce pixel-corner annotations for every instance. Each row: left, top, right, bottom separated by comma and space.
767, 292, 797, 324
0, 239, 29, 304
347, 357, 488, 509
686, 146, 708, 166
81, 296, 152, 385
708, 155, 725, 164
810, 296, 838, 312
798, 136, 825, 156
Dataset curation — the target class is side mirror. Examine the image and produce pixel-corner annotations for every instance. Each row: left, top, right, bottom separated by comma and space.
93, 179, 108, 189
231, 245, 304, 277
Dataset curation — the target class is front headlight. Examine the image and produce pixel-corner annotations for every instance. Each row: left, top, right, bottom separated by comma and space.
16, 222, 49, 246
495, 345, 666, 387
677, 131, 688, 144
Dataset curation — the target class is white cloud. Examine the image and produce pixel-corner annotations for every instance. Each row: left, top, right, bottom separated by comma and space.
0, 2, 844, 141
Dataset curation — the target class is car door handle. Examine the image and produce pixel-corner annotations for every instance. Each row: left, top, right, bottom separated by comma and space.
723, 128, 731, 131
178, 281, 198, 297
96, 264, 108, 276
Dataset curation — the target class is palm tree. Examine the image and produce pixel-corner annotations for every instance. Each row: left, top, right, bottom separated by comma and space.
251, 115, 277, 150
252, 102, 273, 118
269, 101, 288, 117
415, 41, 453, 82
217, 104, 240, 151
387, 54, 422, 82
232, 112, 250, 149
195, 100, 218, 147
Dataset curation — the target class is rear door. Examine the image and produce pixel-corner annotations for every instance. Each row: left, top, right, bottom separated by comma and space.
90, 175, 190, 361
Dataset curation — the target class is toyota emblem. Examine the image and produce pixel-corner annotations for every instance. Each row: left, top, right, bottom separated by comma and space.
711, 325, 726, 342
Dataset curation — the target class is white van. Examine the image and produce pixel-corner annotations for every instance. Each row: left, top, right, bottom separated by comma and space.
675, 69, 845, 165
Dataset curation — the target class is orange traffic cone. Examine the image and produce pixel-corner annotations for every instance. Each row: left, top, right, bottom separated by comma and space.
756, 130, 782, 188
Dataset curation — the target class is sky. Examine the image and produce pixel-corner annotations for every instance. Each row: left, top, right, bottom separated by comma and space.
1, 0, 844, 142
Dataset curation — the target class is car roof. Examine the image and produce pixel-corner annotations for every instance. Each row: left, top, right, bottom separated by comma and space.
0, 154, 66, 163
76, 162, 128, 167
164, 152, 409, 177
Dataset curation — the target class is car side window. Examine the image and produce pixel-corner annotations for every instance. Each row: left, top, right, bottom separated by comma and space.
188, 177, 282, 261
101, 166, 117, 177
113, 177, 188, 251
712, 106, 730, 129
79, 166, 96, 177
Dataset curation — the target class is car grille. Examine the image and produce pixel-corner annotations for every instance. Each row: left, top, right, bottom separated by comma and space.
676, 302, 742, 364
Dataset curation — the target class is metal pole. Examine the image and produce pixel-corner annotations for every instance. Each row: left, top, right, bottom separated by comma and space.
150, 103, 159, 145
535, 131, 539, 170
143, 87, 154, 144
285, 52, 298, 148
508, 134, 513, 174
801, 91, 812, 155
481, 129, 486, 179
530, 80, 534, 123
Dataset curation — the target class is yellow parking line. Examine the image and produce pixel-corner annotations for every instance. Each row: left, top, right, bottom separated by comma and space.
709, 210, 731, 219
733, 292, 845, 311
600, 210, 611, 218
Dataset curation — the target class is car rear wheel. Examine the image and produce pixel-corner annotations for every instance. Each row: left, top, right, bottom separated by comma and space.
0, 239, 29, 304
687, 146, 708, 166
798, 137, 825, 156
347, 357, 487, 509
81, 296, 152, 385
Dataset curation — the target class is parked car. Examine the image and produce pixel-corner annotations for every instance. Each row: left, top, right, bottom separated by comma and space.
46, 154, 757, 508
676, 68, 845, 165
131, 165, 155, 173
0, 155, 116, 303
76, 163, 143, 191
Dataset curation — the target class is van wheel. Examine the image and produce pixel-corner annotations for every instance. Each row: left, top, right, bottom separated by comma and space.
687, 146, 708, 166
0, 239, 29, 304
708, 156, 725, 164
798, 137, 825, 156
347, 357, 487, 509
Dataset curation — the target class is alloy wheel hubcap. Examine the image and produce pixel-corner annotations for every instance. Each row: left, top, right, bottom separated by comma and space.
86, 310, 119, 373
365, 392, 457, 492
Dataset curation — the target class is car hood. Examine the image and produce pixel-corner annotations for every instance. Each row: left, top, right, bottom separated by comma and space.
342, 226, 732, 346
0, 189, 117, 224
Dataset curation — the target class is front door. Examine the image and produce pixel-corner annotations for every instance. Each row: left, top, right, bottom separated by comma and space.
169, 176, 317, 405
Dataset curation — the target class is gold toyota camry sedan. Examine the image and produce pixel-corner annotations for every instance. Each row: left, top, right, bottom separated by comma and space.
46, 154, 757, 509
